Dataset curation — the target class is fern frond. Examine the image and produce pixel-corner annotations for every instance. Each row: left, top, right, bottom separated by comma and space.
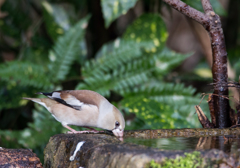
82, 39, 154, 78
123, 82, 196, 99
42, 1, 71, 41
77, 41, 157, 96
154, 48, 192, 75
48, 15, 90, 81
122, 96, 185, 129
77, 39, 191, 97
123, 13, 168, 48
121, 82, 202, 128
123, 82, 200, 115
0, 61, 52, 89
101, 0, 138, 28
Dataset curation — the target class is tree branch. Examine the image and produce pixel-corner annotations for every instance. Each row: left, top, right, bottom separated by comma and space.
163, 0, 231, 128
201, 0, 213, 14
162, 0, 209, 28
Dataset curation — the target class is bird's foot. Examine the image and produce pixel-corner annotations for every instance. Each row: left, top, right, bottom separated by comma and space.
67, 130, 104, 134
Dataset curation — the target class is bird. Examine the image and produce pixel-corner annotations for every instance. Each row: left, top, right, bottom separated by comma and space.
22, 90, 125, 137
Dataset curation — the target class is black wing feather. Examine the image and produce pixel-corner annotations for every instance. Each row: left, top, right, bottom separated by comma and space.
36, 91, 81, 110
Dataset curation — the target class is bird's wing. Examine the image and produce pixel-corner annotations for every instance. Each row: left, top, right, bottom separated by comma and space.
65, 90, 103, 107
37, 90, 102, 111
38, 91, 84, 110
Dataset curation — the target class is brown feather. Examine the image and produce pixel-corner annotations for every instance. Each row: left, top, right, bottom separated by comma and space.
59, 90, 106, 107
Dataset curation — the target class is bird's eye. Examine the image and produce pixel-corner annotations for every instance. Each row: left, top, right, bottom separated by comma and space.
115, 121, 120, 127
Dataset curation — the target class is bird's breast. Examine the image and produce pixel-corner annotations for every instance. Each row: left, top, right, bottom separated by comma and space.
51, 103, 99, 127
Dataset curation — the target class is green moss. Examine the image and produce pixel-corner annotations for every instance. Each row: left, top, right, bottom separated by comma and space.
148, 151, 205, 168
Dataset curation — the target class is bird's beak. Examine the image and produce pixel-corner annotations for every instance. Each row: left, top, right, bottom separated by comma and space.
112, 129, 124, 137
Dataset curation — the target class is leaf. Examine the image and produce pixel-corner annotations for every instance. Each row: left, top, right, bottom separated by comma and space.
101, 0, 138, 28
122, 82, 202, 128
76, 38, 191, 97
124, 13, 168, 48
0, 61, 52, 89
82, 39, 153, 77
182, 0, 226, 16
0, 106, 66, 161
154, 48, 192, 76
123, 97, 176, 129
1, 0, 31, 48
76, 39, 155, 96
48, 15, 90, 81
42, 1, 71, 41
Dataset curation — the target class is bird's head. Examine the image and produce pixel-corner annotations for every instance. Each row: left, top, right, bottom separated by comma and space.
111, 106, 125, 137
98, 104, 125, 137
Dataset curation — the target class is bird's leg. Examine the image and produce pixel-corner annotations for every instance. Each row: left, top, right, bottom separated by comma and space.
63, 124, 79, 133
62, 124, 103, 134
83, 126, 104, 133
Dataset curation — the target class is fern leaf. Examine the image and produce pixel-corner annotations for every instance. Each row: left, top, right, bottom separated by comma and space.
0, 61, 52, 89
42, 1, 71, 41
82, 39, 153, 78
122, 96, 187, 129
77, 39, 191, 97
101, 0, 138, 28
123, 13, 168, 48
121, 82, 203, 128
154, 48, 192, 75
49, 15, 90, 81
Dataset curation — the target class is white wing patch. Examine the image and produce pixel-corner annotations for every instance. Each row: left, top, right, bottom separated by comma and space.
47, 92, 61, 100
63, 95, 84, 108
56, 92, 84, 110
48, 92, 84, 110
52, 92, 61, 99
64, 96, 84, 107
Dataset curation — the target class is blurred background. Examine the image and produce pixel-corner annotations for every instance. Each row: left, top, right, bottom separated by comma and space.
0, 0, 240, 162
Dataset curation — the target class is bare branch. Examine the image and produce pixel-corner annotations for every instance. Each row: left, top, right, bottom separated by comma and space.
201, 0, 213, 14
162, 0, 209, 28
163, 0, 231, 128
195, 105, 214, 128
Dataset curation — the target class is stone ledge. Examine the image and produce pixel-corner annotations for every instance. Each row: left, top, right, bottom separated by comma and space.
124, 128, 240, 138
0, 147, 42, 168
44, 132, 240, 168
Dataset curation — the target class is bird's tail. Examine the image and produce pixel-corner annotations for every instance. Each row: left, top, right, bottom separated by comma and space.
22, 97, 42, 103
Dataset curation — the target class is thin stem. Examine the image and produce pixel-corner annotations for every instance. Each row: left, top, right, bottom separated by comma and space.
201, 0, 213, 14
162, 0, 209, 28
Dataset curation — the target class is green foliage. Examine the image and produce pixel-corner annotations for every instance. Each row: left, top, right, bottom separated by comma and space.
76, 14, 200, 129
0, 13, 91, 161
48, 15, 90, 81
0, 61, 52, 89
0, 16, 89, 111
101, 0, 138, 27
0, 60, 51, 110
148, 151, 205, 168
42, 1, 71, 41
76, 39, 191, 97
124, 13, 168, 48
229, 49, 240, 81
123, 97, 176, 129
182, 0, 226, 16
0, 0, 222, 164
0, 105, 66, 161
77, 39, 154, 96
122, 82, 201, 129
77, 14, 189, 96
1, 0, 31, 47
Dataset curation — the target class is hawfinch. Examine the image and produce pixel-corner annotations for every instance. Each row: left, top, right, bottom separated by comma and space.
23, 90, 125, 137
